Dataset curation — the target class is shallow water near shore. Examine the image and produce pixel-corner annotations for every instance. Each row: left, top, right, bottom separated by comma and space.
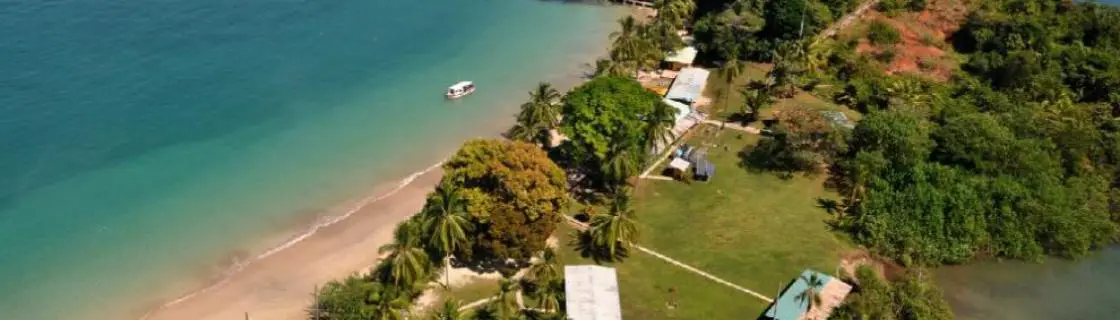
936, 246, 1120, 319
0, 0, 620, 318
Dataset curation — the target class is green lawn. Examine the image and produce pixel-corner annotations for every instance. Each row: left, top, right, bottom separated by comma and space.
701, 63, 860, 124
552, 228, 768, 319
428, 278, 499, 307
632, 128, 852, 305
554, 126, 853, 319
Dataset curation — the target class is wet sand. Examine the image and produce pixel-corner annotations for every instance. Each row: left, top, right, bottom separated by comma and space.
144, 169, 443, 320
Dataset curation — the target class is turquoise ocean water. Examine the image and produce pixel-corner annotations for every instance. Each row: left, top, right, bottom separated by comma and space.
0, 0, 619, 318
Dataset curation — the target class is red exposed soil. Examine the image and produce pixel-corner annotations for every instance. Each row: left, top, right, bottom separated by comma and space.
854, 0, 972, 81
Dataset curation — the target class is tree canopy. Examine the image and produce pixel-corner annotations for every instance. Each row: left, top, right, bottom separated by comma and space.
559, 76, 669, 188
440, 139, 570, 263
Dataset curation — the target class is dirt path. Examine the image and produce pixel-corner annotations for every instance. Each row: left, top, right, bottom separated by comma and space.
561, 216, 774, 303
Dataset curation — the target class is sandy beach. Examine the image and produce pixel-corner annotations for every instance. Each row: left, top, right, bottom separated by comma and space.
144, 168, 444, 319
136, 5, 636, 319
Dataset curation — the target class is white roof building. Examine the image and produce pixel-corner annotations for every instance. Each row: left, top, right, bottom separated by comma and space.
564, 265, 622, 320
664, 46, 698, 66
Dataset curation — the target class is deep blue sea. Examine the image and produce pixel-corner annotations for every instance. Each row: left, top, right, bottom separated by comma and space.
0, 0, 619, 318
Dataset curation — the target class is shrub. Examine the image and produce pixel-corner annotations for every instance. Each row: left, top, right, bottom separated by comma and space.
867, 20, 902, 46
875, 47, 898, 63
907, 0, 928, 11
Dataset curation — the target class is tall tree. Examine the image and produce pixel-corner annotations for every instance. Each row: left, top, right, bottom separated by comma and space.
421, 183, 471, 287
430, 299, 467, 320
509, 83, 562, 147
719, 58, 748, 114
643, 100, 678, 153
378, 220, 432, 286
560, 77, 665, 188
529, 248, 562, 283
609, 16, 658, 74
493, 277, 522, 319
442, 139, 570, 263
589, 191, 640, 260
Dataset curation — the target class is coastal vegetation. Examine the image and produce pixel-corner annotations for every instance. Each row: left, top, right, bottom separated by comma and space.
310, 0, 1120, 319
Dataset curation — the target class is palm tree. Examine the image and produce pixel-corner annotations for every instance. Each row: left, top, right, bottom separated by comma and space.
609, 16, 658, 75
535, 278, 565, 313
378, 220, 431, 286
600, 143, 640, 189
422, 183, 471, 287
739, 85, 773, 124
494, 277, 522, 319
719, 58, 747, 115
592, 58, 628, 78
431, 299, 467, 320
643, 101, 677, 152
653, 0, 691, 30
529, 248, 562, 283
589, 192, 639, 260
511, 83, 562, 147
795, 273, 825, 315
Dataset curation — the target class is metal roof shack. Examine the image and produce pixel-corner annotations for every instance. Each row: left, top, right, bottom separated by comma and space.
565, 265, 622, 320
665, 67, 710, 105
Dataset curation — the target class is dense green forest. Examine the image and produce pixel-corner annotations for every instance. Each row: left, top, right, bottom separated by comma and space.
825, 0, 1120, 266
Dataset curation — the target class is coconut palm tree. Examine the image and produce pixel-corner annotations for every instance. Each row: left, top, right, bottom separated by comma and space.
534, 278, 565, 313
590, 191, 639, 260
795, 273, 825, 314
643, 101, 678, 152
494, 277, 522, 319
739, 85, 774, 124
378, 220, 431, 286
600, 142, 640, 190
610, 16, 659, 75
592, 58, 628, 78
653, 0, 691, 29
511, 83, 562, 147
430, 299, 467, 320
422, 183, 471, 287
529, 248, 562, 283
718, 58, 748, 115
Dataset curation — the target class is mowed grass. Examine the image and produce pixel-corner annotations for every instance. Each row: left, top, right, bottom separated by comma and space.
552, 228, 768, 319
631, 127, 852, 299
702, 63, 861, 124
429, 278, 499, 307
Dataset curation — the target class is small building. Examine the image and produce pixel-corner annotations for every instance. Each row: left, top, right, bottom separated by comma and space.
762, 269, 853, 320
663, 46, 698, 71
820, 111, 855, 130
565, 265, 622, 320
665, 67, 710, 106
693, 158, 714, 181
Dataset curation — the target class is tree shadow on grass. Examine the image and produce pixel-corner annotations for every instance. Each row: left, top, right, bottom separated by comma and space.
567, 230, 630, 264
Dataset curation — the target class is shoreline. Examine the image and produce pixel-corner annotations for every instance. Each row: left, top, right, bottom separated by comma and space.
138, 5, 634, 319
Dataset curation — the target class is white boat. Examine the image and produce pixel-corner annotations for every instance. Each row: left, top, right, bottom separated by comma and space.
446, 81, 475, 99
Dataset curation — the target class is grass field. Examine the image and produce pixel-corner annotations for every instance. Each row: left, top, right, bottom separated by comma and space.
553, 228, 769, 319
633, 127, 852, 293
552, 125, 853, 319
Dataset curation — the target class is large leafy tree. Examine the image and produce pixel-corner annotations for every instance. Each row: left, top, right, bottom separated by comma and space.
442, 139, 570, 263
560, 76, 666, 188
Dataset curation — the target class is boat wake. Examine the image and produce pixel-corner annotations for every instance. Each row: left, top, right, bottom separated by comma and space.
139, 160, 446, 319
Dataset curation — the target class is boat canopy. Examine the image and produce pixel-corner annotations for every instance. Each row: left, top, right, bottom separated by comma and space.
449, 81, 473, 90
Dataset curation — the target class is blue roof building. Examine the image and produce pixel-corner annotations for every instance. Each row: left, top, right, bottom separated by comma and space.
762, 269, 847, 320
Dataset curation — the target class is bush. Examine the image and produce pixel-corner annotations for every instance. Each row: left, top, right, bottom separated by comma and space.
908, 0, 928, 11
867, 20, 902, 46
875, 47, 898, 63
877, 0, 905, 15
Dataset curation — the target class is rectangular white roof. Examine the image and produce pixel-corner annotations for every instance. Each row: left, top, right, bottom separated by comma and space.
665, 67, 710, 104
564, 265, 622, 320
664, 46, 698, 65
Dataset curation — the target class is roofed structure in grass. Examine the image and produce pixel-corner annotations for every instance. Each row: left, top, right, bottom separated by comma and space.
664, 46, 698, 70
762, 269, 852, 320
665, 67, 710, 105
565, 265, 622, 320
